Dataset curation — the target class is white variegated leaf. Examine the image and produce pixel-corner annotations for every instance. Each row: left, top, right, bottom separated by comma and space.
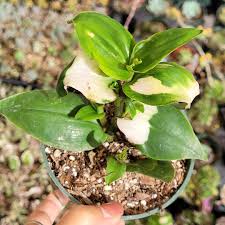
117, 105, 158, 144
123, 62, 200, 108
117, 104, 208, 160
64, 52, 117, 104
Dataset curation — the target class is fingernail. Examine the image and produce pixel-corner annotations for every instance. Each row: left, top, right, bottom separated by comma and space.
100, 202, 124, 219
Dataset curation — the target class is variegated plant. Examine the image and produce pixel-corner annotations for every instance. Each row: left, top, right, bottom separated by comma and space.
0, 12, 208, 184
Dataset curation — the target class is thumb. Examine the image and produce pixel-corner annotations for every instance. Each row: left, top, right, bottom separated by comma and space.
56, 202, 125, 225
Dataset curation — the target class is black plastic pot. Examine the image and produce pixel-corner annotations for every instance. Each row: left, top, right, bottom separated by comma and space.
41, 144, 195, 221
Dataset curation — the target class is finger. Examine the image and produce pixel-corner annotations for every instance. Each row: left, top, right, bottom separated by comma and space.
118, 221, 125, 225
57, 202, 124, 225
26, 190, 69, 225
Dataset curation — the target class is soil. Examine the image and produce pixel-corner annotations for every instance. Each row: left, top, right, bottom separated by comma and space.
46, 142, 186, 215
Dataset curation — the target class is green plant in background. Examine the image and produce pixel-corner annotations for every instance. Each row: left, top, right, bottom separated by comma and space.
182, 1, 202, 19
188, 79, 225, 132
21, 150, 34, 166
208, 30, 225, 51
7, 155, 21, 171
3, 201, 28, 225
217, 4, 225, 25
182, 165, 220, 206
14, 50, 25, 62
176, 210, 214, 225
145, 211, 174, 225
177, 48, 193, 65
125, 211, 174, 224
0, 12, 208, 184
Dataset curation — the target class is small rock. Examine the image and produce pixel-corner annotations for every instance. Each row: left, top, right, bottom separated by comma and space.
125, 183, 129, 190
132, 179, 138, 183
26, 70, 38, 81
140, 200, 147, 206
90, 176, 96, 182
69, 155, 75, 161
173, 180, 178, 188
33, 41, 44, 53
45, 147, 51, 154
97, 178, 103, 183
72, 171, 78, 177
140, 176, 155, 185
63, 166, 70, 172
130, 148, 142, 156
53, 149, 61, 158
135, 192, 151, 200
83, 172, 89, 178
104, 185, 112, 191
127, 202, 135, 208
152, 194, 157, 199
103, 142, 109, 148
88, 151, 95, 166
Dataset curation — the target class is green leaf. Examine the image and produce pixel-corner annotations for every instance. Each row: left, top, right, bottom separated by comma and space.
127, 159, 174, 182
0, 90, 107, 151
182, 165, 220, 206
56, 58, 75, 97
96, 105, 104, 114
130, 28, 202, 73
123, 62, 200, 108
117, 105, 208, 160
205, 79, 225, 101
123, 99, 145, 119
105, 156, 126, 184
73, 12, 135, 80
146, 211, 174, 225
134, 101, 144, 113
75, 105, 104, 121
124, 99, 137, 119
139, 106, 208, 160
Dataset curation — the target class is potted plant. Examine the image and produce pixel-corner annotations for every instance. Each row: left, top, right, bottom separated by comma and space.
0, 12, 208, 220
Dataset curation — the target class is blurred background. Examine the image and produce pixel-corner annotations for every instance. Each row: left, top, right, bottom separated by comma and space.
0, 0, 224, 224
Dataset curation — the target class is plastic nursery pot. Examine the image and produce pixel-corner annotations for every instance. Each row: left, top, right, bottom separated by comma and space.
40, 144, 195, 221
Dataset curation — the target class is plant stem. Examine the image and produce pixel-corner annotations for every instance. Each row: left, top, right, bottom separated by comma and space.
124, 0, 144, 29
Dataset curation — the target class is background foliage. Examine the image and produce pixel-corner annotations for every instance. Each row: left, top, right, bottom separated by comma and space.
0, 0, 224, 224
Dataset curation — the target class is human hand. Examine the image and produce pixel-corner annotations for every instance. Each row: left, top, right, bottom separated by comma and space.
26, 190, 125, 225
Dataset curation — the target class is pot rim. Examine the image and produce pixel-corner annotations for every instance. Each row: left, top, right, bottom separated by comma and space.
40, 144, 195, 221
